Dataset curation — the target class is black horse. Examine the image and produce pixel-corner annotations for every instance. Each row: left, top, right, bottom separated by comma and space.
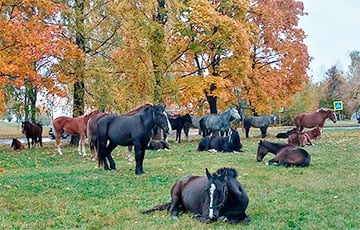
166, 114, 192, 143
147, 140, 170, 150
96, 105, 170, 174
21, 121, 43, 148
256, 140, 311, 167
243, 115, 276, 138
142, 167, 250, 224
275, 127, 297, 139
197, 128, 242, 152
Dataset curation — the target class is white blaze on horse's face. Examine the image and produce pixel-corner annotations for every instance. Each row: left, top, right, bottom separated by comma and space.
164, 112, 172, 131
208, 183, 216, 219
232, 108, 241, 120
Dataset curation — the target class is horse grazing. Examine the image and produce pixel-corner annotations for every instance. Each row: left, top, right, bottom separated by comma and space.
53, 110, 100, 156
256, 140, 311, 167
288, 127, 321, 146
142, 167, 250, 224
294, 108, 337, 132
243, 115, 276, 138
97, 105, 170, 174
197, 128, 242, 152
147, 140, 170, 150
275, 128, 297, 139
21, 121, 43, 148
11, 138, 24, 150
166, 114, 192, 143
200, 107, 241, 137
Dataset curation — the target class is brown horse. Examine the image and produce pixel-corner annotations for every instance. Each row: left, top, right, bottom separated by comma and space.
288, 127, 321, 146
53, 110, 100, 155
257, 140, 311, 167
294, 108, 337, 132
21, 121, 43, 148
11, 138, 24, 150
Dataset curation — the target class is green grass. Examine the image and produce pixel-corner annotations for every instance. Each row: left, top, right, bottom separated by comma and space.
0, 126, 359, 229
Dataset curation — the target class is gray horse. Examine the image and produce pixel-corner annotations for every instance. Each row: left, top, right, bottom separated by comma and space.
201, 107, 241, 137
243, 115, 276, 138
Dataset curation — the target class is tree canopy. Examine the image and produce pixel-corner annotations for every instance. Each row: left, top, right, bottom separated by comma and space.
1, 0, 311, 118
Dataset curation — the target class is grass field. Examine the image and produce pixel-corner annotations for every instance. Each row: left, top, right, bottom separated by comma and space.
0, 121, 359, 229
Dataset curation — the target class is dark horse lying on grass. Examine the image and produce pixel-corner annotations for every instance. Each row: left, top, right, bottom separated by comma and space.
256, 140, 311, 167
21, 121, 43, 148
147, 140, 170, 150
275, 128, 297, 139
243, 115, 276, 138
142, 167, 250, 224
197, 128, 242, 152
97, 105, 170, 174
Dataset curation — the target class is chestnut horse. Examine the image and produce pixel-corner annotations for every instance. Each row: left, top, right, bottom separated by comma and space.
53, 110, 100, 155
288, 127, 321, 146
11, 138, 24, 150
257, 140, 311, 167
294, 108, 337, 132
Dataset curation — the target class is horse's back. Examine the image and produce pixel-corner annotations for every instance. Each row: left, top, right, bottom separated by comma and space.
177, 176, 208, 212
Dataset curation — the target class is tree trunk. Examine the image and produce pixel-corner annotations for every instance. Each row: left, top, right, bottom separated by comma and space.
205, 83, 218, 114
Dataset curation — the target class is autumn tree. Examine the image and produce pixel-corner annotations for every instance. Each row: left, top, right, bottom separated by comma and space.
346, 50, 360, 115
0, 0, 81, 118
244, 0, 310, 115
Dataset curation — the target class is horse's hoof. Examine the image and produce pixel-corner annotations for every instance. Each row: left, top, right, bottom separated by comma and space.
135, 170, 145, 175
171, 216, 178, 221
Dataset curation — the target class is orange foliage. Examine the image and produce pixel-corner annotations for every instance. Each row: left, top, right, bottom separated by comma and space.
0, 0, 82, 114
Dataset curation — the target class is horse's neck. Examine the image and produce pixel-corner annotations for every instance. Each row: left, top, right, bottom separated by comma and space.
267, 142, 289, 154
219, 110, 231, 124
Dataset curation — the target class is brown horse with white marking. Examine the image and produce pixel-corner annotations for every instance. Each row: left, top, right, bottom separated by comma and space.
294, 108, 337, 132
53, 110, 100, 155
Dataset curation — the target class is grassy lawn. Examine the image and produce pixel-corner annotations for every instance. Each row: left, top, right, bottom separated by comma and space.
0, 123, 359, 229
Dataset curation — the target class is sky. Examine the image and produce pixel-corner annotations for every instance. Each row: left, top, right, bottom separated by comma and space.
299, 0, 360, 83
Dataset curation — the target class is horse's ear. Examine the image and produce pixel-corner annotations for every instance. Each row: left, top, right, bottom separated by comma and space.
205, 168, 212, 179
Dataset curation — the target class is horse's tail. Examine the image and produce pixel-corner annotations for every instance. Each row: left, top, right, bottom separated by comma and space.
97, 115, 116, 167
141, 202, 171, 214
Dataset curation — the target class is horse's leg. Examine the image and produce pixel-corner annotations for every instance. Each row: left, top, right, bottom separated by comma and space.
39, 136, 43, 148
79, 134, 86, 156
127, 146, 133, 162
55, 130, 63, 155
169, 182, 183, 220
134, 141, 146, 175
104, 142, 117, 170
176, 129, 181, 143
260, 127, 267, 138
244, 126, 250, 138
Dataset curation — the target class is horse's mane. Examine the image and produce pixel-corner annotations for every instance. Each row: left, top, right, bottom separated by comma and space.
124, 103, 153, 116
214, 167, 238, 179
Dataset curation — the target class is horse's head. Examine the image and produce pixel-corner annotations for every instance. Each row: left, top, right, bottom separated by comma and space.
228, 128, 241, 151
205, 168, 228, 221
21, 121, 30, 134
153, 105, 170, 134
229, 107, 241, 120
327, 110, 337, 123
256, 140, 269, 162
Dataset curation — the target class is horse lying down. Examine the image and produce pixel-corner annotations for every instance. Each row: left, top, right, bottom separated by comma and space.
275, 128, 297, 138
288, 127, 321, 146
142, 167, 250, 224
257, 140, 311, 167
197, 128, 242, 152
146, 140, 170, 150
11, 138, 24, 150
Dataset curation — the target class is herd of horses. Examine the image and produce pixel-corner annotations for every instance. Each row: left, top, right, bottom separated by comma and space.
13, 105, 338, 224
